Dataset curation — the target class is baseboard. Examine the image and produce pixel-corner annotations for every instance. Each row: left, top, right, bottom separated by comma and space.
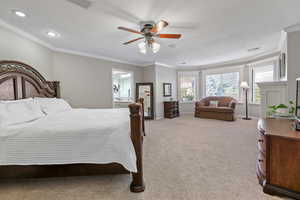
263, 183, 300, 199
237, 114, 259, 119
180, 112, 194, 115
155, 115, 163, 120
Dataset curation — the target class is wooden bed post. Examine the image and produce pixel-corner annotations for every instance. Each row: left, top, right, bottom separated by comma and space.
129, 102, 145, 193
137, 98, 145, 136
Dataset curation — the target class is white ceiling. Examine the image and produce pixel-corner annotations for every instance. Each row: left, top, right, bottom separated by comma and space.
0, 0, 300, 67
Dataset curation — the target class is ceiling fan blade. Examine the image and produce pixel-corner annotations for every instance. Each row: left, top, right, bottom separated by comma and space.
123, 37, 144, 45
157, 34, 182, 39
118, 27, 142, 34
151, 20, 169, 33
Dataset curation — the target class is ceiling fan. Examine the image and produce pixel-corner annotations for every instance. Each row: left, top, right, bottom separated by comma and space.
118, 20, 182, 54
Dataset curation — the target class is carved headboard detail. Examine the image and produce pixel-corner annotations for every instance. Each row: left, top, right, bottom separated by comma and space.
0, 61, 60, 100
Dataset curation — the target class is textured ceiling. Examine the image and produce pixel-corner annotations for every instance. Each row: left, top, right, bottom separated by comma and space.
0, 0, 300, 67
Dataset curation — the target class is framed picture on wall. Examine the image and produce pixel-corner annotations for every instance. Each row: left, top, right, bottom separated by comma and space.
279, 53, 286, 79
163, 83, 172, 97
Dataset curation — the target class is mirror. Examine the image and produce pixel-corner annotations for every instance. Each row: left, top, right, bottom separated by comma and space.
163, 83, 172, 97
136, 83, 154, 120
296, 79, 300, 117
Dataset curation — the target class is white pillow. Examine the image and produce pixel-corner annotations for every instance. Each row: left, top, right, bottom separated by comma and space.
34, 98, 72, 115
0, 98, 33, 103
0, 98, 45, 127
209, 100, 219, 107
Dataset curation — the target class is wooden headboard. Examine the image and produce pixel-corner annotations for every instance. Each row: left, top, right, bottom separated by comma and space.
0, 61, 60, 100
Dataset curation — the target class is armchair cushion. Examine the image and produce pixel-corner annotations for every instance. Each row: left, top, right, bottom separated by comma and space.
198, 106, 234, 113
209, 100, 219, 107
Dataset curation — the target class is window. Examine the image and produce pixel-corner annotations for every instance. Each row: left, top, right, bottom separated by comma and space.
251, 64, 274, 104
205, 71, 240, 100
112, 70, 133, 102
178, 72, 198, 102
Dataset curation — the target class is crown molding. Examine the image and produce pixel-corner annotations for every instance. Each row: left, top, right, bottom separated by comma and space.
142, 63, 155, 68
155, 62, 175, 68
175, 50, 280, 70
284, 23, 300, 33
0, 18, 147, 67
53, 48, 142, 67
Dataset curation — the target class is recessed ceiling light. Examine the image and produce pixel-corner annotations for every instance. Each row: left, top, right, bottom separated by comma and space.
12, 10, 27, 18
46, 31, 60, 38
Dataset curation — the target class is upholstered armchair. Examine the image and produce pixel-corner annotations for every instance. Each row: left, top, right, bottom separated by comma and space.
195, 96, 237, 121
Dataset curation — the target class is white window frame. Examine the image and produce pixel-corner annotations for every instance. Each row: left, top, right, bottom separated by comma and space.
249, 59, 277, 104
112, 69, 134, 102
202, 66, 244, 101
177, 71, 199, 103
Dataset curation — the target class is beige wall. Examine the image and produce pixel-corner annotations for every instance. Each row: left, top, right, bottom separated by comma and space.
155, 65, 177, 119
287, 30, 300, 101
53, 52, 143, 108
142, 65, 156, 83
0, 26, 54, 80
142, 65, 178, 119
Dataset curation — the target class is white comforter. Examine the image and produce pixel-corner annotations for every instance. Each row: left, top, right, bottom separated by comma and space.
0, 108, 137, 172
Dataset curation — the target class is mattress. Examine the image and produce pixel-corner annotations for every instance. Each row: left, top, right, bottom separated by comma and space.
0, 108, 137, 172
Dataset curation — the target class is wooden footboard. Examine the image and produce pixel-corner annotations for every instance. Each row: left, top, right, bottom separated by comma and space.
128, 98, 145, 192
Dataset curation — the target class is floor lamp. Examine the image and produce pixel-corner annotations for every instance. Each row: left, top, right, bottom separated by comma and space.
241, 81, 251, 120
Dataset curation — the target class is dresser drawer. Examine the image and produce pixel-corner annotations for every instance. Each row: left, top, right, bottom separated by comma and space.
256, 119, 300, 199
257, 131, 266, 153
257, 152, 266, 176
164, 101, 179, 119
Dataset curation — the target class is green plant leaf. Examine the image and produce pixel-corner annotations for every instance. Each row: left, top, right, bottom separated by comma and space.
276, 104, 288, 109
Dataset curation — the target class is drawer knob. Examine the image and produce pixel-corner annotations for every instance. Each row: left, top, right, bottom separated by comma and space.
258, 159, 263, 162
258, 139, 264, 143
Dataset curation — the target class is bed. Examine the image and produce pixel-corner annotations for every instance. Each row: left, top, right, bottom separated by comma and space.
0, 60, 145, 193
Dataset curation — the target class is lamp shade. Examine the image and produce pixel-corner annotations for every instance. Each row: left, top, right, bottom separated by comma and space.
240, 81, 249, 89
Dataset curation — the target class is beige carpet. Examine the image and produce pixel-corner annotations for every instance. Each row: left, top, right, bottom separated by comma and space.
0, 115, 285, 200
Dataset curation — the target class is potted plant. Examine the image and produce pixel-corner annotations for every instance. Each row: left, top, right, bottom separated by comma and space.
268, 101, 296, 118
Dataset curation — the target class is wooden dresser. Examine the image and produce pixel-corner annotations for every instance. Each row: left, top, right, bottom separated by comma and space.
164, 101, 179, 119
257, 118, 300, 199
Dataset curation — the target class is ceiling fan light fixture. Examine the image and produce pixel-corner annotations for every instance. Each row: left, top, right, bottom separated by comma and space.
138, 42, 146, 54
118, 19, 180, 54
152, 42, 160, 53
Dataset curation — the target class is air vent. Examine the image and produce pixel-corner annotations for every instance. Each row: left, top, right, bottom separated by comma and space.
67, 0, 92, 9
168, 44, 176, 48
